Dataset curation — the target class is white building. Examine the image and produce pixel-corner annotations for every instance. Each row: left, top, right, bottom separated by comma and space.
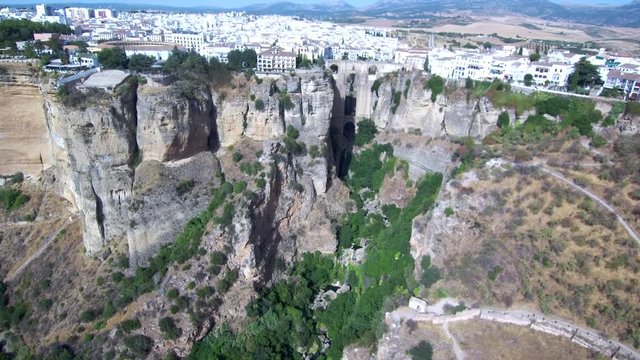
94, 9, 115, 19
257, 50, 296, 73
35, 4, 52, 17
64, 7, 92, 20
164, 32, 206, 53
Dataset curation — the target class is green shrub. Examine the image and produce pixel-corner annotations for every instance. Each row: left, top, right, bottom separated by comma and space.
176, 179, 195, 195
497, 111, 510, 128
79, 309, 99, 323
256, 178, 267, 189
167, 288, 179, 300
111, 272, 125, 282
124, 335, 154, 356
280, 93, 295, 110
120, 318, 141, 333
38, 298, 52, 311
116, 255, 129, 269
217, 268, 239, 294
391, 89, 402, 113
354, 119, 378, 146
159, 317, 182, 340
232, 152, 243, 163
488, 266, 503, 281
420, 256, 441, 288
408, 341, 433, 360
426, 75, 444, 102
444, 207, 454, 217
102, 301, 116, 319
233, 181, 247, 194
210, 251, 228, 266
196, 286, 215, 299
254, 99, 265, 111
0, 188, 29, 211
371, 79, 382, 96
591, 133, 607, 148
286, 125, 299, 139
9, 172, 24, 184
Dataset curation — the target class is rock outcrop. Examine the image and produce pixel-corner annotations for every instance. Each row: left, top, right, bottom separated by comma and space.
330, 61, 501, 139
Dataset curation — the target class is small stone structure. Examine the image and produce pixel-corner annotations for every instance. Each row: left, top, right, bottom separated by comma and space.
408, 297, 428, 313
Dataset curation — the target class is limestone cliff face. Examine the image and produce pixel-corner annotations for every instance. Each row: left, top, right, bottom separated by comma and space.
216, 73, 334, 194
42, 81, 220, 258
43, 86, 138, 254
330, 62, 501, 139
41, 72, 336, 261
136, 85, 216, 162
370, 73, 501, 138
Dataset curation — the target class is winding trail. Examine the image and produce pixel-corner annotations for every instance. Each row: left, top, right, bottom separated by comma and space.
539, 165, 640, 245
5, 216, 76, 282
390, 305, 640, 360
442, 321, 466, 360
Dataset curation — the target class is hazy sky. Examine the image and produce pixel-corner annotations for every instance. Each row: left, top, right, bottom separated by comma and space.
0, 0, 633, 8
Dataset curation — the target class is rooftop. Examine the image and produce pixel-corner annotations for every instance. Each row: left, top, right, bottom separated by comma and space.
82, 70, 130, 89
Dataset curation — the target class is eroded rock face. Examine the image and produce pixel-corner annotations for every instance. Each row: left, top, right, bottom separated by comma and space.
136, 85, 216, 162
43, 87, 138, 254
43, 82, 220, 257
128, 152, 219, 266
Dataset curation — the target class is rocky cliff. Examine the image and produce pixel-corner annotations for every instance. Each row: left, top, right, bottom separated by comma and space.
330, 61, 502, 139
41, 71, 336, 265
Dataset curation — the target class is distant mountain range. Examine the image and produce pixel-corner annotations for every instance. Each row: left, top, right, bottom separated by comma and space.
6, 0, 640, 27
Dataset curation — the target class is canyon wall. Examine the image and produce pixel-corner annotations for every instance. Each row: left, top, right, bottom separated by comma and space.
40, 71, 336, 265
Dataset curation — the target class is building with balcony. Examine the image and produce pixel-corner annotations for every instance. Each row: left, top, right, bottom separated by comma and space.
257, 50, 296, 73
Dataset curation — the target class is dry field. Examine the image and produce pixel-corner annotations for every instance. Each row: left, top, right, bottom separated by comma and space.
0, 85, 51, 176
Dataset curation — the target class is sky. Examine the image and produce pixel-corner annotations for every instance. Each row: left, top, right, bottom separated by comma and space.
0, 0, 633, 9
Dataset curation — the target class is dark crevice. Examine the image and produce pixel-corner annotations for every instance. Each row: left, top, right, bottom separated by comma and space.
90, 180, 106, 241
208, 88, 220, 152
250, 160, 284, 289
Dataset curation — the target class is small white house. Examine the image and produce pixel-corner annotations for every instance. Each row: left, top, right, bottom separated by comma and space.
409, 297, 428, 313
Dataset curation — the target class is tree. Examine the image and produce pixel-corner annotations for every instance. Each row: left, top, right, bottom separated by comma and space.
408, 341, 433, 360
227, 49, 256, 71
518, 47, 523, 56
524, 74, 534, 87
69, 40, 88, 53
329, 64, 339, 73
97, 48, 128, 69
296, 54, 312, 69
483, 42, 492, 49
354, 119, 377, 146
529, 52, 541, 62
465, 77, 474, 89
128, 54, 155, 73
567, 57, 603, 91
497, 111, 510, 128
423, 56, 429, 73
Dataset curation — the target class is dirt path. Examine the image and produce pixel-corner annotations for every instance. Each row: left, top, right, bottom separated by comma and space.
442, 321, 466, 360
390, 305, 640, 359
5, 216, 76, 282
539, 165, 640, 245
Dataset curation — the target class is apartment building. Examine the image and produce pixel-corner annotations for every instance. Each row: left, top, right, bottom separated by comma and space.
604, 70, 640, 100
257, 50, 296, 72
164, 32, 206, 52
64, 7, 92, 20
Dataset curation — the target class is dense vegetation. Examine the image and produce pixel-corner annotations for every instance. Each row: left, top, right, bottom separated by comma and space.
354, 119, 378, 146
192, 132, 442, 358
0, 19, 71, 48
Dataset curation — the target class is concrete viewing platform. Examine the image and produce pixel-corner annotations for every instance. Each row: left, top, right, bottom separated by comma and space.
81, 70, 130, 90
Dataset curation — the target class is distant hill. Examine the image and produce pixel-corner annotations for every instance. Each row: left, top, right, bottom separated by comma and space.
9, 0, 640, 27
236, 0, 640, 27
